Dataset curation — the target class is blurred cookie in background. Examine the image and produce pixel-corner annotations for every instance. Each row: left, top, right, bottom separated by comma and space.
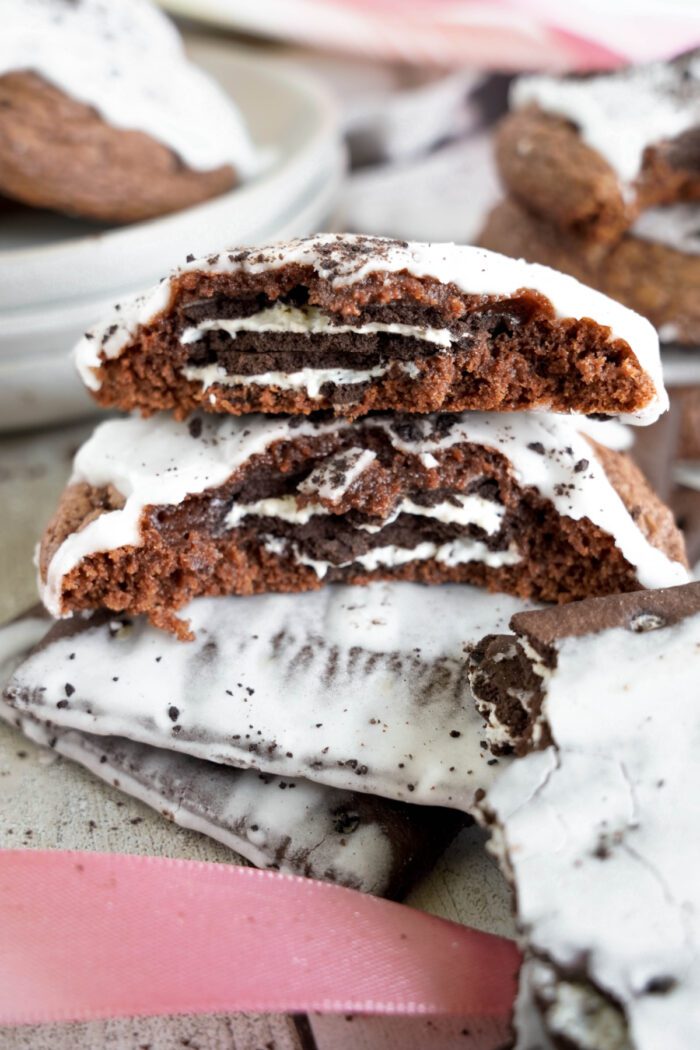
0, 0, 260, 223
481, 51, 700, 348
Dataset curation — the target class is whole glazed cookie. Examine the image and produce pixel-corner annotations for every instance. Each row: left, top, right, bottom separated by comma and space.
0, 0, 259, 223
73, 234, 667, 424
472, 582, 700, 1049
497, 50, 700, 244
4, 584, 528, 810
0, 606, 464, 897
480, 197, 700, 346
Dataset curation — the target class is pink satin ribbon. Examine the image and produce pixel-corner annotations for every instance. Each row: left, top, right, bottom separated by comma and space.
0, 849, 520, 1026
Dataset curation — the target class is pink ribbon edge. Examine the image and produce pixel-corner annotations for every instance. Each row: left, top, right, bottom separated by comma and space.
0, 849, 521, 1027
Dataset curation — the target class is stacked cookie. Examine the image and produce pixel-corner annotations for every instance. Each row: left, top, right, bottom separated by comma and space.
481, 50, 700, 348
3, 235, 690, 898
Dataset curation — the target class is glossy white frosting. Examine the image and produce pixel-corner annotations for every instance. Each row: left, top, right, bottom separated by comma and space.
0, 0, 258, 173
40, 410, 688, 617
73, 234, 666, 425
484, 607, 700, 1049
7, 584, 528, 810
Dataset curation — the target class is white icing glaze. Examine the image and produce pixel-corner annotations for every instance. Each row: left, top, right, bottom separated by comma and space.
485, 609, 700, 1050
0, 609, 425, 894
41, 410, 689, 616
632, 204, 700, 258
7, 583, 528, 810
377, 413, 688, 591
73, 234, 666, 425
0, 0, 259, 173
180, 303, 454, 348
512, 54, 700, 187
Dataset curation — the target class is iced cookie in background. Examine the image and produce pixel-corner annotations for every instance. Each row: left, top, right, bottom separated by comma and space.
0, 605, 465, 897
0, 0, 260, 223
74, 234, 667, 424
38, 409, 688, 633
470, 582, 700, 1049
481, 198, 700, 348
481, 52, 700, 348
497, 50, 700, 244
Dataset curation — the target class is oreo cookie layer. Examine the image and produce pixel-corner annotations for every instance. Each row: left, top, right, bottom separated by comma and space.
0, 606, 463, 897
38, 410, 688, 633
474, 582, 700, 1047
73, 234, 665, 424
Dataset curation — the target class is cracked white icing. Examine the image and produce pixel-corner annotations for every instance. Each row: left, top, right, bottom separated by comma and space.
512, 53, 700, 187
40, 410, 688, 617
632, 204, 700, 258
6, 584, 528, 809
73, 234, 666, 425
483, 607, 700, 1050
0, 611, 421, 895
0, 0, 259, 174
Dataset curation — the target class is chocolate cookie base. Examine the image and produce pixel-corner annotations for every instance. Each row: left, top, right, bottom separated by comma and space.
481, 197, 700, 346
0, 72, 236, 223
85, 260, 657, 421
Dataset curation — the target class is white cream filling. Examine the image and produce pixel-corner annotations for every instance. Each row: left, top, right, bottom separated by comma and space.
225, 491, 505, 535
180, 303, 454, 348
265, 535, 521, 579
184, 361, 413, 400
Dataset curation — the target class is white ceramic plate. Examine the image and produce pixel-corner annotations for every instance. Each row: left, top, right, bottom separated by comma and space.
0, 42, 340, 313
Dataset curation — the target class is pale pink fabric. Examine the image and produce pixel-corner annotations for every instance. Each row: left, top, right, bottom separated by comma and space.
0, 850, 520, 1026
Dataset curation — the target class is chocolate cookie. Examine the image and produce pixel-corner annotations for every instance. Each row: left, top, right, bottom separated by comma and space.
0, 606, 463, 896
474, 582, 700, 1048
499, 50, 700, 244
0, 0, 259, 223
5, 585, 528, 810
480, 197, 700, 346
38, 410, 688, 634
74, 234, 666, 424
